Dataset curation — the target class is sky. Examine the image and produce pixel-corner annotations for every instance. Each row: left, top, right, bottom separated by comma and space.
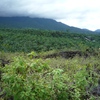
0, 0, 100, 31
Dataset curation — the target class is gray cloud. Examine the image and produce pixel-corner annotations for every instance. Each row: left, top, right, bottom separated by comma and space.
0, 0, 100, 30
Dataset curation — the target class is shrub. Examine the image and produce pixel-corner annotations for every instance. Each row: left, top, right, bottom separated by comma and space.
1, 57, 69, 100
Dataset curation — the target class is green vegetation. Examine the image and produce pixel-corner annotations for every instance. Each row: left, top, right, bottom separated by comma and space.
0, 17, 96, 33
0, 28, 100, 100
0, 28, 100, 52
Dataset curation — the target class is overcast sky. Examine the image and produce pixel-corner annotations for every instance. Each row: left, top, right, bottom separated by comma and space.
0, 0, 100, 31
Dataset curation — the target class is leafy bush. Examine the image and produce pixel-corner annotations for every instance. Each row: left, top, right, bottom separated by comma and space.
1, 56, 100, 100
1, 57, 70, 100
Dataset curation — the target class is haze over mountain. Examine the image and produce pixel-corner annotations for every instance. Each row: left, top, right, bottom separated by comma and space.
95, 29, 100, 33
1, 0, 100, 31
0, 17, 97, 34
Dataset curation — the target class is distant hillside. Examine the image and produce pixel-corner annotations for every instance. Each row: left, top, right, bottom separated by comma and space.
95, 29, 100, 33
0, 17, 96, 33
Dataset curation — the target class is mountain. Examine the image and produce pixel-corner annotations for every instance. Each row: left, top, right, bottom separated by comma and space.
0, 16, 95, 33
95, 29, 100, 33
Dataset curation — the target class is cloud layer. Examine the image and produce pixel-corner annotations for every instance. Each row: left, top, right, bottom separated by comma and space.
0, 0, 100, 30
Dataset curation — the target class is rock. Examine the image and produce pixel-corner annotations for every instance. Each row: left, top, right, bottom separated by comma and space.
91, 85, 100, 96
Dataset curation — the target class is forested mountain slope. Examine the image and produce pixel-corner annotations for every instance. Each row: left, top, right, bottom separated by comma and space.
0, 17, 96, 34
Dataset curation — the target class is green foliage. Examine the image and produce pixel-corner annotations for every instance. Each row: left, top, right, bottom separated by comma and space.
0, 28, 100, 100
1, 55, 100, 100
27, 51, 38, 59
0, 28, 100, 52
1, 57, 69, 100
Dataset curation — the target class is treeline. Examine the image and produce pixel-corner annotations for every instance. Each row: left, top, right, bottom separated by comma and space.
0, 28, 100, 52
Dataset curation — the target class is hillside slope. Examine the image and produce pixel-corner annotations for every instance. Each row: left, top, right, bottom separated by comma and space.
0, 17, 95, 34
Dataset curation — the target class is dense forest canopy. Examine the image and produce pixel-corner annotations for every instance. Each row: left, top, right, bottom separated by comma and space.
0, 28, 100, 53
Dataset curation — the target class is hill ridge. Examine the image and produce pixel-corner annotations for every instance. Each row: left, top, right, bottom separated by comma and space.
0, 16, 96, 34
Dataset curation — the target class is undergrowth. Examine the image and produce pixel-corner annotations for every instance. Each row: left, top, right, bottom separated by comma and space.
0, 52, 100, 100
